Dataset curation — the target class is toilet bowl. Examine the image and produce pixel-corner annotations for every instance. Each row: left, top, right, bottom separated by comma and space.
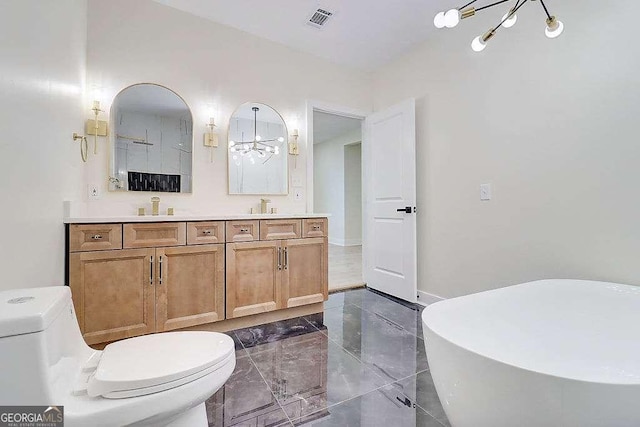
0, 286, 236, 427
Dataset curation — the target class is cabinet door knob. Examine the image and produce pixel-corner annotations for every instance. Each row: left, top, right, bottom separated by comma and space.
91, 234, 103, 240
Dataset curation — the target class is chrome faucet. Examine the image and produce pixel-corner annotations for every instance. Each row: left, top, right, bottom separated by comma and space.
151, 197, 160, 216
260, 198, 271, 214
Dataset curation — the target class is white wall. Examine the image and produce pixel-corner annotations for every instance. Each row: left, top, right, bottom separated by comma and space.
373, 0, 640, 298
344, 143, 362, 244
81, 0, 372, 217
0, 0, 87, 290
314, 128, 362, 245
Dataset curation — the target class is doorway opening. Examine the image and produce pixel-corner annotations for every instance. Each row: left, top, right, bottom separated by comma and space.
312, 110, 364, 292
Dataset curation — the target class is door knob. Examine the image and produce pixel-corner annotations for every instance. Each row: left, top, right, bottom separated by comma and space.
397, 206, 414, 213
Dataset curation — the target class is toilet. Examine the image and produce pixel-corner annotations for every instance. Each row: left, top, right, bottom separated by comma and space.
0, 286, 236, 427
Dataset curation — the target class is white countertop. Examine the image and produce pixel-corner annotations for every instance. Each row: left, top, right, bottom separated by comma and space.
64, 213, 330, 224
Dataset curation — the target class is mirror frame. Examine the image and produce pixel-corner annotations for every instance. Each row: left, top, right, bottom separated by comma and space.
227, 101, 289, 196
108, 82, 194, 194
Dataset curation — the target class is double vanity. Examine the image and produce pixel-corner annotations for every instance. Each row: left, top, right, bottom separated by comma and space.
66, 83, 319, 346
65, 214, 328, 345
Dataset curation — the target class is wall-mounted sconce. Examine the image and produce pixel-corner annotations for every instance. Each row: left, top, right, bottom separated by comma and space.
289, 128, 299, 168
85, 100, 108, 155
203, 117, 219, 163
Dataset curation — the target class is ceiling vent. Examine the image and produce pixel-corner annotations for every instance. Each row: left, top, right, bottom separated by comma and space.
307, 8, 334, 29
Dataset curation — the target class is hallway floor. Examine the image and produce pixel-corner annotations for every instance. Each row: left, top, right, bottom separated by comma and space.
206, 288, 450, 426
328, 244, 363, 291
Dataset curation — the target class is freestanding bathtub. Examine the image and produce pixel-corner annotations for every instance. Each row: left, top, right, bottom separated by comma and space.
422, 279, 640, 427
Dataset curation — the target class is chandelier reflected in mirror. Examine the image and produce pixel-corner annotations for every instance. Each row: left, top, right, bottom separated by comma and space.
229, 106, 283, 164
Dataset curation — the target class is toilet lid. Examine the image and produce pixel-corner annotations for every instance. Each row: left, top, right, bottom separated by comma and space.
87, 331, 234, 398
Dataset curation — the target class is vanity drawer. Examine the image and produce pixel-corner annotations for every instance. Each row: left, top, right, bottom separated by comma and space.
123, 222, 186, 248
226, 220, 260, 242
302, 218, 327, 238
69, 224, 122, 252
187, 221, 225, 245
260, 219, 302, 241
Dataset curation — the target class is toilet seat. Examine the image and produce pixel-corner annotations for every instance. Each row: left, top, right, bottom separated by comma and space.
86, 331, 234, 399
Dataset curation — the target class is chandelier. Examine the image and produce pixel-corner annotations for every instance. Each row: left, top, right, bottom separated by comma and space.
433, 0, 564, 52
229, 107, 283, 158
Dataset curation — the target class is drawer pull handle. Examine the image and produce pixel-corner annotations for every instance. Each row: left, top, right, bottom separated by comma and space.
313, 225, 321, 230
159, 256, 163, 285
203, 230, 212, 235
150, 256, 154, 285
91, 234, 103, 240
240, 228, 249, 233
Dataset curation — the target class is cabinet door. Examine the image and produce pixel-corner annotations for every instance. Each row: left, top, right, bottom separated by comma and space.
282, 238, 328, 308
155, 245, 225, 331
69, 249, 155, 345
226, 241, 282, 318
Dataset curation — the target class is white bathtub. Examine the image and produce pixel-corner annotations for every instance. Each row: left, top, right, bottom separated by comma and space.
421, 279, 640, 427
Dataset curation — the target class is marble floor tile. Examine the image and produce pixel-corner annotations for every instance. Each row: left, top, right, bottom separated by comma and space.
292, 383, 442, 427
324, 288, 368, 310
353, 289, 424, 337
203, 288, 447, 427
245, 331, 390, 417
206, 350, 292, 427
233, 316, 322, 348
392, 370, 451, 427
319, 303, 429, 382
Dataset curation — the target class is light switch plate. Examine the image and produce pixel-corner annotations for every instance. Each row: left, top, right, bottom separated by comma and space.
291, 173, 302, 187
480, 183, 492, 201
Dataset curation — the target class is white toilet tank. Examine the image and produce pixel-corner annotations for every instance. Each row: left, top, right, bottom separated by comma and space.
0, 286, 93, 405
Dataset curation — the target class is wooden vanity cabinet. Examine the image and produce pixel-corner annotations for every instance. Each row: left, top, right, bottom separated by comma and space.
69, 248, 155, 345
282, 238, 328, 308
155, 244, 225, 332
226, 222, 328, 319
226, 241, 281, 319
67, 217, 328, 344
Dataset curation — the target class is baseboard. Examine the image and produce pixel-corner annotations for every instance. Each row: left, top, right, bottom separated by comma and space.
328, 238, 362, 247
416, 290, 445, 306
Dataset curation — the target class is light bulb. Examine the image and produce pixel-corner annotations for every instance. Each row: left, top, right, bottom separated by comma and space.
250, 157, 256, 164
230, 146, 236, 152
274, 147, 280, 154
433, 11, 446, 29
545, 18, 564, 39
444, 9, 460, 28
229, 140, 235, 147
258, 150, 266, 158
232, 155, 238, 160
502, 11, 517, 28
471, 36, 487, 52
255, 135, 261, 142
243, 144, 250, 150
265, 146, 272, 152
277, 136, 284, 142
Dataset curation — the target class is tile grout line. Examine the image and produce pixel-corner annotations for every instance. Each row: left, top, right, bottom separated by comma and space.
242, 347, 296, 427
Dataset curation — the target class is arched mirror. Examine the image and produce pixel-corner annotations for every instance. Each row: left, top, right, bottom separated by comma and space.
228, 102, 288, 195
109, 84, 193, 193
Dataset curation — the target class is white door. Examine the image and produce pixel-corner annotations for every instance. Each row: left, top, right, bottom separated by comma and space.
363, 99, 417, 302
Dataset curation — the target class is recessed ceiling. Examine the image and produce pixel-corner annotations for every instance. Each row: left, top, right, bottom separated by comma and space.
313, 111, 361, 144
152, 0, 445, 71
